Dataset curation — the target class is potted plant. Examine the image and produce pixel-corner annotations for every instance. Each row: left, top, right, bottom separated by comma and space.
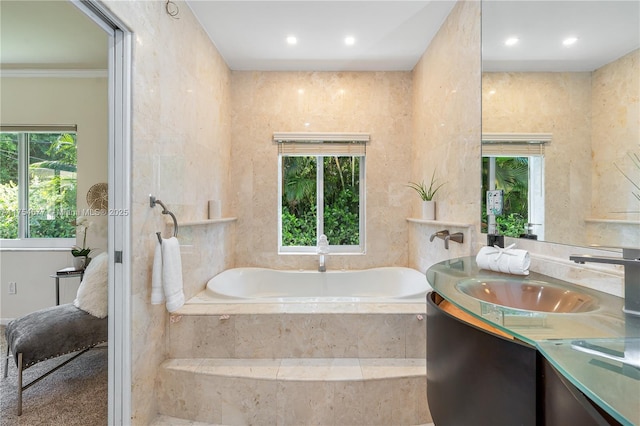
407, 170, 446, 220
71, 216, 93, 269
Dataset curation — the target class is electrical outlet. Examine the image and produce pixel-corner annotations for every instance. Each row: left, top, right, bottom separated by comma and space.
8, 282, 17, 295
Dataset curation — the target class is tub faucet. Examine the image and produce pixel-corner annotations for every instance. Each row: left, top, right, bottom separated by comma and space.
444, 233, 464, 249
317, 234, 329, 272
430, 230, 449, 242
429, 230, 463, 249
570, 248, 640, 316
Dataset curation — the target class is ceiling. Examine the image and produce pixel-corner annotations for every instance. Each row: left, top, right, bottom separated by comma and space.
0, 1, 638, 72
482, 0, 640, 72
0, 1, 108, 70
185, 1, 456, 71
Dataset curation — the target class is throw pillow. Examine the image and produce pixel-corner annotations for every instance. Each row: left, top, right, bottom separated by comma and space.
74, 252, 109, 318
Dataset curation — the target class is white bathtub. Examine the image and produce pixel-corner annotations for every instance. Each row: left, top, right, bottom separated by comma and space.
203, 267, 431, 303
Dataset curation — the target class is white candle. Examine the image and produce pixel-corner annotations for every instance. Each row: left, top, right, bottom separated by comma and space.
208, 200, 221, 219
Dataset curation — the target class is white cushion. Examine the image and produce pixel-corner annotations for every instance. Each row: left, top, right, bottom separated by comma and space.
73, 252, 108, 318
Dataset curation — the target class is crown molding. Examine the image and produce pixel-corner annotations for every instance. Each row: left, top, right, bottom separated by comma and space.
0, 69, 108, 78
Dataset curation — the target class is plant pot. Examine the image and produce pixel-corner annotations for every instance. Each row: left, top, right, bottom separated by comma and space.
422, 200, 436, 220
72, 256, 86, 270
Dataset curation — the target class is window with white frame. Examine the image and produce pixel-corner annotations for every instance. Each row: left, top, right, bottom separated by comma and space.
0, 125, 78, 246
275, 132, 368, 254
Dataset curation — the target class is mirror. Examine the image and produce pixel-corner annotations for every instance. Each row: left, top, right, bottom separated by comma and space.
481, 1, 639, 248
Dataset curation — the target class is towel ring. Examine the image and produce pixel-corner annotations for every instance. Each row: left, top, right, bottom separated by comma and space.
150, 195, 178, 243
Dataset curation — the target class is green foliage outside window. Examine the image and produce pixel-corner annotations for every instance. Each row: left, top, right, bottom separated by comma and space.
481, 156, 529, 237
281, 155, 361, 247
0, 132, 77, 239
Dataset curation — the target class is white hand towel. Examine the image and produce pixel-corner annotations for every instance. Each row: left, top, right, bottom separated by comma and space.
150, 236, 185, 312
161, 237, 185, 312
476, 244, 530, 275
151, 239, 165, 304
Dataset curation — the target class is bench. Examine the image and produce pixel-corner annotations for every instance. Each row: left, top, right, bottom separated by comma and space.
4, 303, 108, 415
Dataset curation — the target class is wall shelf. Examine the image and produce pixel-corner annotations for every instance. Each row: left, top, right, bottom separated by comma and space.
407, 218, 473, 228
584, 218, 639, 226
179, 217, 237, 227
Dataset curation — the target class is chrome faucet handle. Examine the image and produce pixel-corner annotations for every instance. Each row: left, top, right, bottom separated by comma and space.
449, 232, 464, 244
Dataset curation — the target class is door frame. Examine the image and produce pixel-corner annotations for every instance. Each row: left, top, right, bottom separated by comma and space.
71, 1, 132, 424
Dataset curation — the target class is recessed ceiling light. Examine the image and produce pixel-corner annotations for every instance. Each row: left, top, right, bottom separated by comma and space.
344, 36, 356, 46
563, 37, 578, 46
286, 36, 297, 45
504, 37, 519, 46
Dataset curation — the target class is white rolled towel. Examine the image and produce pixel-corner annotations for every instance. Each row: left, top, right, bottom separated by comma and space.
476, 244, 530, 275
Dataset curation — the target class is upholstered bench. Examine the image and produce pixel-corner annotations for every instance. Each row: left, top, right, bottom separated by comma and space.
3, 252, 109, 415
4, 304, 108, 415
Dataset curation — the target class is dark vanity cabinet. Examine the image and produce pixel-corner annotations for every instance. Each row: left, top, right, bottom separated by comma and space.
541, 356, 621, 426
426, 292, 538, 425
426, 292, 622, 426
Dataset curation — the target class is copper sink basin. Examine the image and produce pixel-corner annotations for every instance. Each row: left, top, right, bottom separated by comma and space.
456, 279, 600, 313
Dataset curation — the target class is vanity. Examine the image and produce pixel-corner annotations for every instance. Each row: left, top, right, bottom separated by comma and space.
426, 257, 640, 426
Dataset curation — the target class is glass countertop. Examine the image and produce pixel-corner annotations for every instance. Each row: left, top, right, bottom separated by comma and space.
538, 338, 640, 426
426, 257, 640, 425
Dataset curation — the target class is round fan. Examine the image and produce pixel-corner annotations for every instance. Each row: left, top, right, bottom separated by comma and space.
87, 183, 108, 210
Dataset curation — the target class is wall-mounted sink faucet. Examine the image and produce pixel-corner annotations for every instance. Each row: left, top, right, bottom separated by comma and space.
570, 248, 640, 316
430, 230, 464, 250
570, 248, 640, 374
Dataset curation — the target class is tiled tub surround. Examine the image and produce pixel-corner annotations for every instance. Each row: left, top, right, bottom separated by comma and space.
157, 301, 430, 425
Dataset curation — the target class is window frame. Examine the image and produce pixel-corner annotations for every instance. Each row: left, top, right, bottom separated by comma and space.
276, 132, 368, 255
0, 126, 78, 249
481, 133, 549, 239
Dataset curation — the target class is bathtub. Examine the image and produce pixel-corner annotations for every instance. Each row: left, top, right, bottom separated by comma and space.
203, 267, 431, 304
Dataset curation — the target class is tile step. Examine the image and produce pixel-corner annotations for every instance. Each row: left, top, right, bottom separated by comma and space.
162, 357, 426, 381
150, 414, 436, 426
157, 358, 431, 425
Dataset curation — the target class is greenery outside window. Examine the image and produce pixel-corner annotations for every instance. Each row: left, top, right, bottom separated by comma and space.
276, 132, 368, 254
481, 134, 547, 239
0, 126, 78, 247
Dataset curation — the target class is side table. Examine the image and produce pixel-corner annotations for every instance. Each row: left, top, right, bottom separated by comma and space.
50, 268, 84, 305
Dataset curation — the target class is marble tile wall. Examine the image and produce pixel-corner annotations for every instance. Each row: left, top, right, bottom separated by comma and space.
102, 1, 233, 423
168, 313, 426, 359
409, 1, 482, 273
230, 71, 414, 270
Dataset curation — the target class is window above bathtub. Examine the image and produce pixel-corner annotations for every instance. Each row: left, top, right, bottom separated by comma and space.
275, 132, 368, 254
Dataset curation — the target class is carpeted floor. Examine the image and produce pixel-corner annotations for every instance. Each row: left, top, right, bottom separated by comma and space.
0, 325, 108, 425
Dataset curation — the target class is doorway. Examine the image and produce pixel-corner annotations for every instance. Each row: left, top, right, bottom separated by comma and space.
71, 1, 132, 423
